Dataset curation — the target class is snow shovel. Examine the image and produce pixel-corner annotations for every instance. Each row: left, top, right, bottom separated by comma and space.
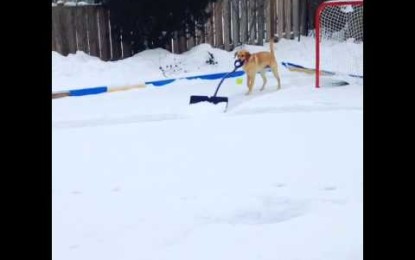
189, 59, 244, 108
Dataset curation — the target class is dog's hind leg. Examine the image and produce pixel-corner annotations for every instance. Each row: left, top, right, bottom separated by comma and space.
259, 69, 267, 91
270, 65, 281, 90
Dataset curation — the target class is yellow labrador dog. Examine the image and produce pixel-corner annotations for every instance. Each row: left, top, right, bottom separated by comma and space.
235, 39, 281, 95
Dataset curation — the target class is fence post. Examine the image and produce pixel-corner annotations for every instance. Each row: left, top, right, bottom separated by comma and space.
65, 7, 77, 54
284, 0, 292, 39
247, 0, 256, 44
53, 4, 69, 56
75, 6, 88, 53
85, 5, 100, 57
240, 0, 248, 43
214, 1, 224, 48
98, 8, 111, 61
186, 23, 196, 50
276, 0, 283, 39
52, 8, 57, 52
293, 0, 300, 40
121, 29, 132, 58
172, 31, 179, 54
110, 23, 122, 60
178, 28, 187, 53
257, 0, 265, 45
223, 0, 231, 51
300, 0, 308, 36
269, 0, 275, 40
231, 0, 240, 48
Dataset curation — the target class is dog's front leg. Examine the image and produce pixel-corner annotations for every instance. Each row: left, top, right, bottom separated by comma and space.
246, 73, 256, 95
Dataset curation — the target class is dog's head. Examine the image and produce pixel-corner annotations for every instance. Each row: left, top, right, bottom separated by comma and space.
234, 50, 251, 62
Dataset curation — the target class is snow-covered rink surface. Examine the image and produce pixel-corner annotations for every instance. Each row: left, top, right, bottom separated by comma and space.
53, 37, 363, 260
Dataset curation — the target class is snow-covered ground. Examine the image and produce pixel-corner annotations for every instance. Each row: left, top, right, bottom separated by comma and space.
52, 37, 363, 260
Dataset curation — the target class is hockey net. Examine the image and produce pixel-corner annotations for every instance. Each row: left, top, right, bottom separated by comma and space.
315, 0, 363, 87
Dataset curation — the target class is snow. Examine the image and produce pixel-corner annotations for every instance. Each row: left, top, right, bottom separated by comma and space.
340, 5, 355, 13
53, 36, 363, 260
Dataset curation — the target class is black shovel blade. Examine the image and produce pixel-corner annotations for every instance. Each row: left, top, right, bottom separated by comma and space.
189, 95, 228, 105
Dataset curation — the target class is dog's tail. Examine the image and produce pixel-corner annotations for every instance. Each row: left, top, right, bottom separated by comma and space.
269, 37, 275, 55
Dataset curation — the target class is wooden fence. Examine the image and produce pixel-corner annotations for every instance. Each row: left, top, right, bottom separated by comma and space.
52, 0, 315, 61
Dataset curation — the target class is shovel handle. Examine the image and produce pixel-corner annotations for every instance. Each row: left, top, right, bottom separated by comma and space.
213, 59, 244, 97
